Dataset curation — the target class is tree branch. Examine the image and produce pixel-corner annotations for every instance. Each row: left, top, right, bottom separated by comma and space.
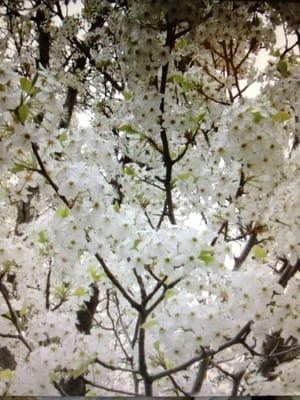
150, 352, 206, 382
94, 357, 138, 374
233, 233, 257, 270
83, 378, 137, 396
146, 277, 182, 315
190, 354, 211, 395
95, 253, 141, 311
31, 143, 73, 208
159, 21, 177, 226
0, 282, 33, 352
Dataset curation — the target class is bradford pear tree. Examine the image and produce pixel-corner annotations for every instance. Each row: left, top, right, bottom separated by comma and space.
1, 0, 300, 396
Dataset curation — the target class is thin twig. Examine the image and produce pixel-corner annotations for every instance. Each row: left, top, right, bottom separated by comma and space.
84, 378, 137, 396
150, 352, 206, 382
94, 357, 138, 374
31, 143, 73, 208
146, 277, 182, 315
95, 253, 141, 311
233, 233, 257, 270
190, 354, 211, 395
0, 282, 33, 352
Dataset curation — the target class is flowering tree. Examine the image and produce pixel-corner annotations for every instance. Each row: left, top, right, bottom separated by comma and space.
0, 0, 300, 396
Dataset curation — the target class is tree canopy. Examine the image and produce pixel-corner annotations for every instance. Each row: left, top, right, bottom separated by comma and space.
0, 0, 300, 396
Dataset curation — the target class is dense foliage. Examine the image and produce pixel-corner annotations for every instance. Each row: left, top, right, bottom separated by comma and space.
0, 0, 300, 396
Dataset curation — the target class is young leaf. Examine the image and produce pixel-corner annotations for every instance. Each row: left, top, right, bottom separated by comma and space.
165, 359, 174, 369
177, 172, 192, 181
131, 238, 141, 250
252, 245, 267, 259
277, 60, 289, 76
114, 201, 120, 213
59, 132, 68, 147
164, 289, 176, 301
172, 74, 185, 84
10, 163, 27, 173
73, 287, 88, 297
153, 340, 160, 352
119, 124, 139, 134
38, 230, 48, 244
175, 37, 187, 50
0, 369, 13, 380
53, 284, 70, 299
141, 319, 157, 330
251, 111, 264, 123
86, 391, 97, 397
164, 289, 176, 305
87, 265, 101, 282
20, 77, 33, 93
17, 104, 29, 124
199, 249, 214, 265
71, 360, 91, 379
122, 90, 133, 101
192, 112, 206, 124
272, 111, 291, 123
124, 166, 135, 176
56, 208, 70, 218
20, 304, 29, 317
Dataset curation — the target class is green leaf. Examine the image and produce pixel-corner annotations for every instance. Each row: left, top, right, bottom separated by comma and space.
164, 289, 177, 304
175, 38, 187, 50
88, 265, 101, 282
59, 132, 68, 147
141, 319, 157, 330
181, 79, 194, 91
122, 90, 133, 101
29, 87, 41, 96
271, 49, 281, 57
20, 77, 33, 93
252, 245, 267, 259
17, 104, 29, 124
38, 230, 48, 244
56, 208, 70, 218
72, 360, 90, 379
136, 193, 150, 208
73, 287, 88, 297
199, 249, 214, 265
114, 200, 120, 213
277, 60, 289, 76
251, 111, 264, 123
192, 112, 206, 124
10, 163, 27, 173
86, 391, 97, 397
124, 166, 135, 176
119, 124, 139, 134
177, 172, 192, 181
0, 83, 5, 92
20, 304, 29, 317
96, 100, 105, 112
164, 289, 176, 300
53, 284, 70, 299
172, 74, 185, 84
131, 238, 141, 250
171, 74, 194, 91
153, 340, 160, 352
165, 359, 174, 370
272, 111, 291, 123
0, 369, 13, 380
48, 371, 58, 383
